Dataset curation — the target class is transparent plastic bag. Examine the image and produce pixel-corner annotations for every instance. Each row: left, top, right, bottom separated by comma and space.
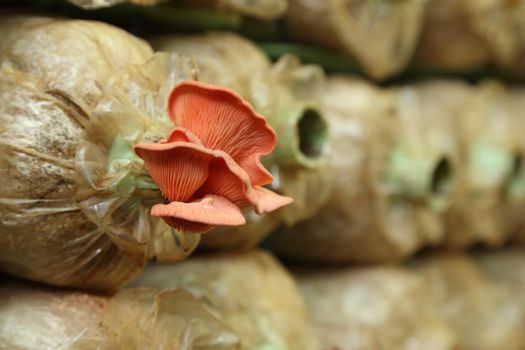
415, 0, 525, 75
411, 254, 525, 350
286, 0, 428, 80
176, 0, 288, 19
252, 55, 331, 226
271, 77, 522, 261
295, 266, 457, 350
474, 249, 525, 350
414, 0, 491, 71
0, 16, 199, 290
390, 80, 475, 249
66, 0, 164, 8
151, 32, 272, 98
0, 281, 240, 350
294, 251, 525, 350
0, 16, 152, 116
387, 80, 467, 249
507, 88, 525, 243
153, 33, 331, 249
467, 0, 525, 72
476, 248, 525, 295
130, 251, 319, 350
269, 77, 423, 263
66, 0, 287, 20
197, 211, 282, 251
446, 81, 518, 247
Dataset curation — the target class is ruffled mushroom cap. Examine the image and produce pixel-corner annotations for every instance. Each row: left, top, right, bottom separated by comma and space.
135, 81, 292, 233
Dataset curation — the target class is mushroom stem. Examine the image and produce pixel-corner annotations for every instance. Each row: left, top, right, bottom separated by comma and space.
266, 103, 329, 169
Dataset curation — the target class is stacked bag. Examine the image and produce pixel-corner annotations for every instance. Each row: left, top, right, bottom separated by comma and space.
0, 14, 319, 349
270, 77, 525, 261
2, 1, 525, 349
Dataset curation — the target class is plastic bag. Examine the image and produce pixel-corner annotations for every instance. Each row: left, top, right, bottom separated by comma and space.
387, 80, 468, 249
130, 250, 319, 350
176, 0, 288, 19
411, 254, 525, 350
445, 81, 517, 247
253, 55, 331, 226
474, 249, 525, 350
0, 281, 239, 349
0, 16, 199, 291
467, 0, 525, 72
286, 0, 428, 80
391, 81, 474, 248
414, 0, 525, 75
271, 77, 522, 261
295, 266, 457, 350
295, 251, 525, 350
269, 77, 424, 263
153, 32, 331, 249
66, 0, 163, 9
151, 32, 272, 97
414, 0, 491, 71
197, 211, 282, 251
507, 88, 525, 243
476, 248, 525, 294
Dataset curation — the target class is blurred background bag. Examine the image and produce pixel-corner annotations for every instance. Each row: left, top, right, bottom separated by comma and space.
130, 250, 320, 350
0, 280, 240, 349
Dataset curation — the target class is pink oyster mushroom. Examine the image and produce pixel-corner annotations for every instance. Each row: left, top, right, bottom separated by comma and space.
134, 81, 292, 233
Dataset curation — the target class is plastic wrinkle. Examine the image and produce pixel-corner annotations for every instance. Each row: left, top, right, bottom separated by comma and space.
0, 281, 240, 349
0, 141, 76, 169
0, 16, 200, 290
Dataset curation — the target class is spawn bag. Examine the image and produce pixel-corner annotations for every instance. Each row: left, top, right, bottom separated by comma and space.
151, 32, 272, 98
413, 0, 491, 72
295, 266, 457, 350
255, 55, 331, 227
176, 0, 288, 20
269, 77, 424, 263
0, 281, 239, 349
285, 0, 427, 80
66, 0, 287, 20
0, 16, 199, 291
411, 254, 525, 350
467, 0, 525, 76
66, 0, 163, 8
476, 248, 525, 295
414, 0, 525, 76
507, 88, 525, 243
153, 32, 331, 249
198, 210, 282, 251
475, 249, 525, 349
386, 80, 468, 249
131, 251, 319, 350
270, 78, 473, 263
445, 81, 517, 248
